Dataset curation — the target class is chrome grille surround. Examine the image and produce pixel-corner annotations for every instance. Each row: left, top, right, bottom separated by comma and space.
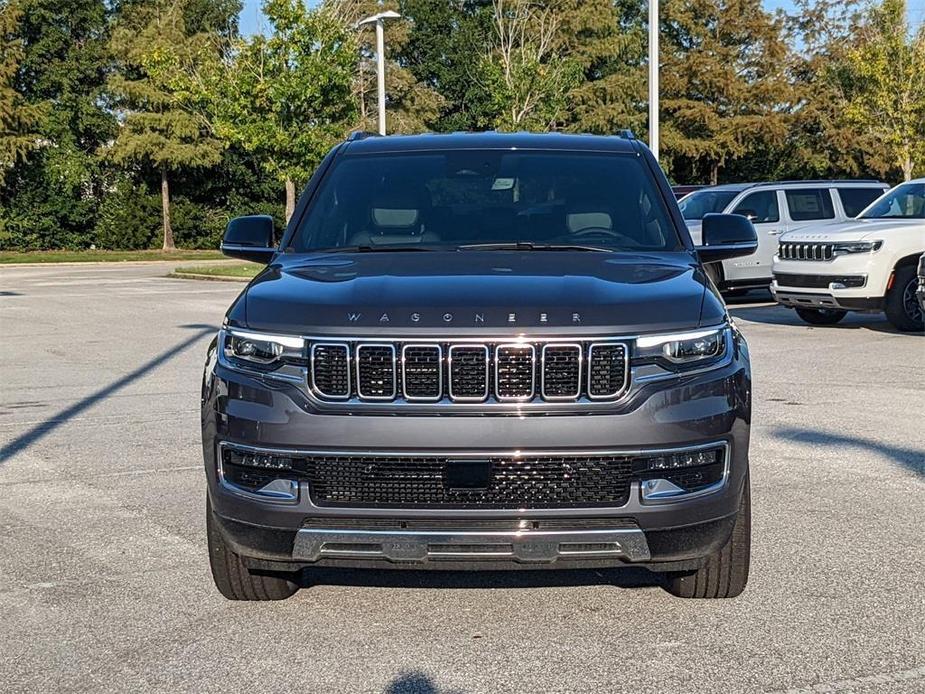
355, 343, 397, 400
495, 344, 536, 402
779, 241, 835, 261
540, 343, 583, 400
308, 337, 632, 407
447, 344, 490, 402
309, 343, 351, 400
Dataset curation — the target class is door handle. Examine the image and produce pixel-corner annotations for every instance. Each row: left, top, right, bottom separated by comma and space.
768, 229, 783, 236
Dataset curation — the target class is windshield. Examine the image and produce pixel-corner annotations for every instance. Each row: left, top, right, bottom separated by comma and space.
678, 190, 738, 220
290, 150, 682, 253
859, 183, 925, 219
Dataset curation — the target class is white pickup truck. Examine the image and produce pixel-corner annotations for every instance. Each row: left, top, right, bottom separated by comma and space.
771, 179, 925, 332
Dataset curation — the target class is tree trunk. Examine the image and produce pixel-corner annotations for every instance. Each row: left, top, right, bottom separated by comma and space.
709, 161, 719, 186
161, 167, 175, 251
902, 155, 913, 182
285, 177, 296, 223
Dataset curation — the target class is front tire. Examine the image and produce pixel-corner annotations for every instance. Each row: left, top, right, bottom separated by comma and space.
207, 498, 299, 601
795, 307, 847, 325
884, 266, 924, 332
663, 474, 751, 599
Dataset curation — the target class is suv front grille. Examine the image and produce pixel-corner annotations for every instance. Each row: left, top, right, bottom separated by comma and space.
779, 242, 835, 261
309, 339, 628, 405
300, 454, 635, 508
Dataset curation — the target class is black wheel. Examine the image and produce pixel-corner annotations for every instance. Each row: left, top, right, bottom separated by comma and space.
664, 474, 751, 599
795, 307, 847, 325
884, 266, 924, 332
207, 498, 299, 601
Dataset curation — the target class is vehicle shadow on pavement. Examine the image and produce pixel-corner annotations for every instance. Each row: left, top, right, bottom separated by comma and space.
0, 323, 217, 463
773, 427, 925, 478
384, 671, 464, 694
293, 566, 662, 592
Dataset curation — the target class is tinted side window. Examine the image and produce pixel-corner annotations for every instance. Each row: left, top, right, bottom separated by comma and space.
785, 188, 835, 221
732, 191, 779, 223
837, 187, 884, 217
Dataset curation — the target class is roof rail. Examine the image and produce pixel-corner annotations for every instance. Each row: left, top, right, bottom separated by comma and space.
770, 179, 883, 185
347, 130, 381, 141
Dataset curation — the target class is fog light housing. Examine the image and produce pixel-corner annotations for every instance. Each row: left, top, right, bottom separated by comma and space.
635, 445, 727, 501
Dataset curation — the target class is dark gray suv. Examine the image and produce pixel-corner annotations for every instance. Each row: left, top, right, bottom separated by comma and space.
202, 132, 758, 600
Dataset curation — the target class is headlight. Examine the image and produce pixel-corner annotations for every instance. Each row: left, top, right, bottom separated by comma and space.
636, 327, 727, 365
832, 240, 882, 256
222, 328, 305, 366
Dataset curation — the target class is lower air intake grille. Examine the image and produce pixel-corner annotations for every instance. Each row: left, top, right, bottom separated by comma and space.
588, 343, 628, 398
356, 345, 396, 399
300, 454, 634, 508
311, 344, 349, 398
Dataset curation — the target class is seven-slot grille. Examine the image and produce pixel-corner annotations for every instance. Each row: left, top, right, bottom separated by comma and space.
299, 453, 635, 508
309, 340, 628, 404
779, 242, 835, 261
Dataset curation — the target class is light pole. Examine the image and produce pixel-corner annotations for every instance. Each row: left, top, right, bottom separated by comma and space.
648, 0, 659, 161
356, 10, 401, 136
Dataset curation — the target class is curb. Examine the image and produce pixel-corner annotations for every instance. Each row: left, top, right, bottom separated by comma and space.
167, 272, 252, 282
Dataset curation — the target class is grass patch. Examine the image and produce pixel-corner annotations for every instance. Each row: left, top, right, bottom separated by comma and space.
170, 262, 261, 280
0, 249, 226, 264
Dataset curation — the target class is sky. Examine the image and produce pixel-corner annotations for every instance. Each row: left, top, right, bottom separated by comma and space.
237, 0, 925, 39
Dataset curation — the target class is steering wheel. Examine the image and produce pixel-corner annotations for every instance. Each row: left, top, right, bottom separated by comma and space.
571, 226, 621, 238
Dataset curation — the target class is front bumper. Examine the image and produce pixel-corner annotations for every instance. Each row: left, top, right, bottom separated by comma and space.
202, 334, 751, 571
771, 256, 885, 311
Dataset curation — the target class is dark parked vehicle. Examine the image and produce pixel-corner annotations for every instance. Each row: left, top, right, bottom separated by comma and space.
203, 132, 758, 601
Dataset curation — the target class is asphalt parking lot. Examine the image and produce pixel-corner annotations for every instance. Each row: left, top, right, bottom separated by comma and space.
1, 262, 923, 694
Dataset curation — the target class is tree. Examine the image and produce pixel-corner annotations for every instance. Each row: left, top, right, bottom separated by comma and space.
327, 0, 444, 134
1, 0, 114, 249
213, 0, 357, 221
0, 1, 43, 186
106, 0, 224, 249
658, 0, 793, 184
840, 0, 925, 180
481, 0, 582, 130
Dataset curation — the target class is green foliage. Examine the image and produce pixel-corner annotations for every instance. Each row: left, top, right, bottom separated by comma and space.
0, 2, 44, 184
94, 178, 161, 249
212, 0, 357, 191
839, 0, 925, 180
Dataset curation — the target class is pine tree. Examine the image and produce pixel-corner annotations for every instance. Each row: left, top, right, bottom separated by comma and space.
0, 1, 43, 185
106, 0, 223, 250
658, 0, 793, 183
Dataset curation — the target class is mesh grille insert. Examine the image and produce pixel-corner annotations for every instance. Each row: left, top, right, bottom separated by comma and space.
311, 344, 350, 398
588, 343, 628, 398
449, 346, 488, 400
542, 345, 582, 398
299, 454, 634, 508
402, 345, 442, 400
356, 345, 396, 399
496, 345, 535, 399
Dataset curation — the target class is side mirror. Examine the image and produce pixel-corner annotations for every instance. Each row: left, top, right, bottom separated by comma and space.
736, 209, 759, 222
221, 215, 276, 263
696, 213, 758, 263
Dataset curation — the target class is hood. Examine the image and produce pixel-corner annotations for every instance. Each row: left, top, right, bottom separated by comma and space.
781, 218, 924, 243
238, 251, 723, 334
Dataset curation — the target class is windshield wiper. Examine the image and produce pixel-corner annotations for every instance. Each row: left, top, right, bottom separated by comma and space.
457, 242, 613, 252
315, 245, 441, 253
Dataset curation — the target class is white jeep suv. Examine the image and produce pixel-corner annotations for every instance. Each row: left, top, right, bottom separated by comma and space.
680, 180, 888, 292
771, 180, 925, 332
